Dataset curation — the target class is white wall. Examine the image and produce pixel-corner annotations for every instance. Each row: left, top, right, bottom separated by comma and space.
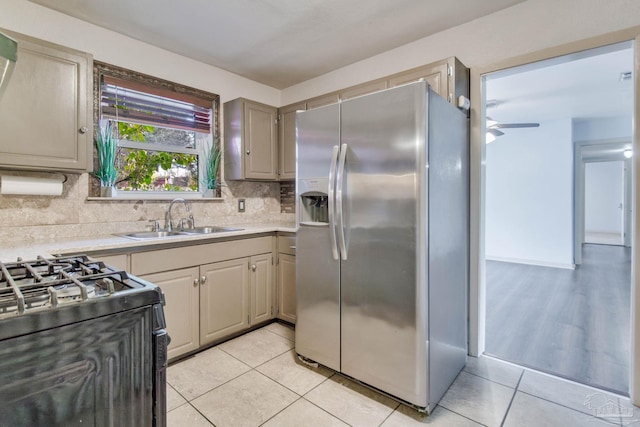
282, 0, 640, 105
574, 116, 633, 141
485, 119, 574, 268
585, 161, 624, 234
0, 0, 280, 105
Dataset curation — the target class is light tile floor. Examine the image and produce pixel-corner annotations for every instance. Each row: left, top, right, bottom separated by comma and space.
167, 322, 637, 426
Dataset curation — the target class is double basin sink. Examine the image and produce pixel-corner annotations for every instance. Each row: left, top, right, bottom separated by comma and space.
119, 226, 243, 240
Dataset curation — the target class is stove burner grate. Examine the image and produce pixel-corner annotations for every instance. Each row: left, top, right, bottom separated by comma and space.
0, 255, 136, 318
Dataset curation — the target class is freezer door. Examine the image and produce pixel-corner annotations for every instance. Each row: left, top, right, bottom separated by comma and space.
295, 103, 341, 371
339, 82, 428, 406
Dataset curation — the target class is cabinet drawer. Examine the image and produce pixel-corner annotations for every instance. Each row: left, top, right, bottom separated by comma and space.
131, 236, 273, 275
94, 254, 129, 271
278, 235, 296, 255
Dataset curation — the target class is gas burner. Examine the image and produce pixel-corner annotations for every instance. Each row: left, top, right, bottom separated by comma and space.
0, 255, 140, 318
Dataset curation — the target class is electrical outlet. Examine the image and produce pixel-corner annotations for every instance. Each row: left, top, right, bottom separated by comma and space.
238, 199, 245, 213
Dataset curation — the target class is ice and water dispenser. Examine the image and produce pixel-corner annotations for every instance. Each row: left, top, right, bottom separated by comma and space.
298, 178, 329, 225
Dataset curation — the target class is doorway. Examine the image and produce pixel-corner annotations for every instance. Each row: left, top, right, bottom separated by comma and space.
584, 160, 624, 245
482, 42, 633, 394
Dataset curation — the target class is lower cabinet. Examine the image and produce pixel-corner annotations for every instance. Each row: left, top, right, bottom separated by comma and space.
277, 234, 296, 324
277, 253, 296, 324
141, 267, 200, 360
200, 257, 250, 345
131, 236, 276, 360
250, 253, 274, 325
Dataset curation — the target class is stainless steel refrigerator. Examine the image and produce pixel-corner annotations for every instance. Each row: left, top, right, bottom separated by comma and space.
295, 81, 469, 411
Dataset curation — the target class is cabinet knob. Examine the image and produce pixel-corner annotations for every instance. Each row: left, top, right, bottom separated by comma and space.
251, 264, 257, 271
193, 278, 199, 286
200, 275, 207, 284
246, 150, 251, 155
79, 126, 88, 134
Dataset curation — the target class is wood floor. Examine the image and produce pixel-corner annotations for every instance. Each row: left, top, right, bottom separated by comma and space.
485, 243, 631, 394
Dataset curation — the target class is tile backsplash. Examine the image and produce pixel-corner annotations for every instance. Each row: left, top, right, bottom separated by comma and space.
0, 171, 292, 242
280, 181, 295, 214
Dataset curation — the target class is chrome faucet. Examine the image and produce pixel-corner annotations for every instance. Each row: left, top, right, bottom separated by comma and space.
165, 198, 189, 231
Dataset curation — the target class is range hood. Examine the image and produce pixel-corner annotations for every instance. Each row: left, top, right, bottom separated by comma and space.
0, 32, 17, 100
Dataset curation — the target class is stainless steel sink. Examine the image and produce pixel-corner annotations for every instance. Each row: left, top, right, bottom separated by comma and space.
118, 226, 243, 240
181, 226, 244, 234
119, 231, 190, 240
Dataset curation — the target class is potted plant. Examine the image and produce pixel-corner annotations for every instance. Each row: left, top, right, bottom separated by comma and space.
95, 120, 118, 197
202, 138, 222, 198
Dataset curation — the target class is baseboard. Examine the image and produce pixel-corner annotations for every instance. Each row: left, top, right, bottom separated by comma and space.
486, 255, 575, 270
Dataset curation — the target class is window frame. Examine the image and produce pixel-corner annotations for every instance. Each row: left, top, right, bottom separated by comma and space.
93, 61, 220, 200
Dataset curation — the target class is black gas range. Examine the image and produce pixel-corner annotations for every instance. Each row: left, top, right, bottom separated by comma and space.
0, 255, 168, 427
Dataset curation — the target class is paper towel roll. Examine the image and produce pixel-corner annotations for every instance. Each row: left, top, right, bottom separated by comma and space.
0, 175, 64, 196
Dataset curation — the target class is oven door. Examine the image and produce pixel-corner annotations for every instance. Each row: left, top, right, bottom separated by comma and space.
0, 306, 158, 427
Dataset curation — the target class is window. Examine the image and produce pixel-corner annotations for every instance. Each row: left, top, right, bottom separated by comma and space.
94, 62, 219, 198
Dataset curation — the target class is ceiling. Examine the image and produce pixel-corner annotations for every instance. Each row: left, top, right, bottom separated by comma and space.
485, 41, 634, 127
29, 0, 525, 89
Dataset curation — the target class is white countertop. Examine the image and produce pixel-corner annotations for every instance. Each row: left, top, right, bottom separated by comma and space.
0, 222, 296, 262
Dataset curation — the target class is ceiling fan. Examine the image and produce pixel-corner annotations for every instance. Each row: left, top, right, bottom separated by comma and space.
486, 117, 540, 143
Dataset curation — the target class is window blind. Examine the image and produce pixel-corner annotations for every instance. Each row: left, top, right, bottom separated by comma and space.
100, 75, 212, 133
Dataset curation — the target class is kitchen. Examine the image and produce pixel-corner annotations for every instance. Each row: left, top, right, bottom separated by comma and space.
1, 0, 640, 426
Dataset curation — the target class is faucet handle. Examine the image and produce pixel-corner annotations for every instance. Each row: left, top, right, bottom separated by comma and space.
148, 219, 160, 231
179, 216, 195, 230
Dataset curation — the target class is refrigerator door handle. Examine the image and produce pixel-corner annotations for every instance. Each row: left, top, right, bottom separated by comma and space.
328, 145, 340, 260
336, 143, 348, 260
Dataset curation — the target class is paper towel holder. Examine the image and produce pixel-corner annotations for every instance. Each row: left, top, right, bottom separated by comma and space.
0, 172, 68, 196
0, 171, 67, 183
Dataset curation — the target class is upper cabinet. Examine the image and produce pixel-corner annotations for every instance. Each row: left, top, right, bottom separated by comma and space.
224, 98, 278, 181
280, 57, 468, 181
388, 57, 469, 104
0, 30, 92, 173
306, 93, 339, 110
278, 101, 305, 181
304, 56, 468, 111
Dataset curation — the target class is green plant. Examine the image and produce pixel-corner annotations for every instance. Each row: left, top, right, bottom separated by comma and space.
203, 138, 222, 191
95, 120, 118, 187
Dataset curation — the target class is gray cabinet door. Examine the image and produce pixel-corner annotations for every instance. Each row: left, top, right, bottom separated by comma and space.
250, 253, 273, 325
0, 31, 92, 172
277, 253, 296, 324
142, 267, 200, 360
278, 102, 306, 180
244, 101, 278, 180
340, 79, 387, 101
388, 61, 448, 98
307, 93, 339, 110
200, 258, 250, 345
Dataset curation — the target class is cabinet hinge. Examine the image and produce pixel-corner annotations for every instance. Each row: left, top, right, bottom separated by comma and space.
271, 256, 274, 265
271, 306, 274, 316
447, 64, 453, 76
276, 256, 279, 266
248, 260, 251, 270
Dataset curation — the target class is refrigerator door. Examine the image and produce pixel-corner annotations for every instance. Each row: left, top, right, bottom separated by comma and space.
339, 82, 428, 406
295, 103, 341, 371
